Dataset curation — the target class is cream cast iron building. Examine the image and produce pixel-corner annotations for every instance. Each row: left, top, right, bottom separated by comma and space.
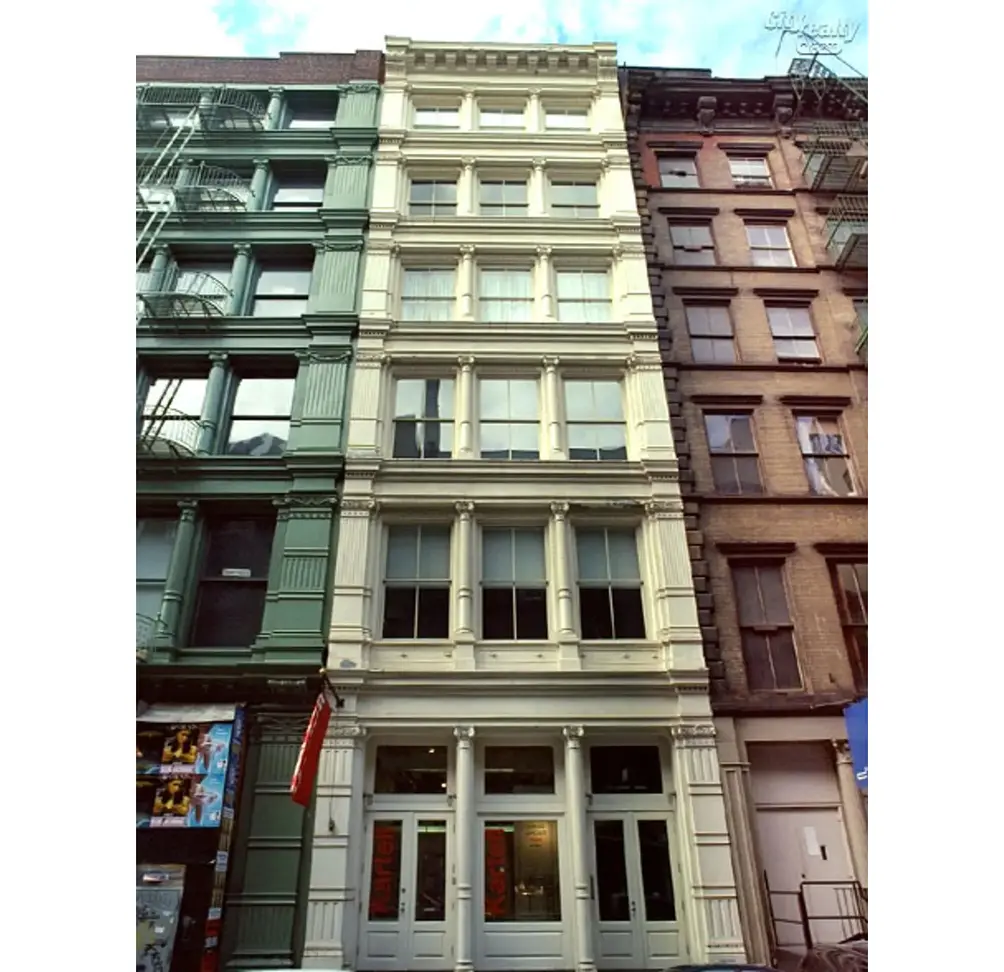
301, 38, 746, 972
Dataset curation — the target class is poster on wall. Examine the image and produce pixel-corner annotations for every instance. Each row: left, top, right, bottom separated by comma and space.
136, 722, 234, 829
136, 864, 186, 972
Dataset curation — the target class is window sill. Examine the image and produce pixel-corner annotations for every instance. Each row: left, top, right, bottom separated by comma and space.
696, 492, 867, 504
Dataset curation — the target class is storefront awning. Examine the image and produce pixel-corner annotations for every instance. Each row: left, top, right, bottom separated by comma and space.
844, 697, 868, 790
136, 703, 238, 724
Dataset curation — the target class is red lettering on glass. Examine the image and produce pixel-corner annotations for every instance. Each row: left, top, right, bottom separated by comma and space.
485, 827, 509, 919
369, 824, 401, 920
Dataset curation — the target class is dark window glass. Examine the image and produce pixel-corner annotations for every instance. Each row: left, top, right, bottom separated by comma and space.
593, 820, 630, 921
589, 746, 663, 795
374, 746, 448, 794
367, 820, 403, 919
484, 821, 561, 922
383, 527, 451, 639
576, 529, 645, 640
415, 820, 448, 922
732, 564, 802, 691
484, 747, 555, 795
637, 819, 677, 921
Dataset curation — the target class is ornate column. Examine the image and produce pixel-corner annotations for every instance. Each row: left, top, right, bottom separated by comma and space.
536, 246, 555, 321
458, 159, 476, 216
248, 158, 270, 211
302, 724, 368, 970
324, 154, 372, 210
549, 503, 578, 655
328, 498, 378, 670
670, 724, 746, 964
527, 88, 543, 132
196, 353, 229, 456
265, 86, 285, 130
456, 356, 476, 459
345, 352, 388, 459
334, 81, 380, 129
833, 742, 869, 887
530, 160, 548, 216
563, 726, 597, 972
156, 499, 199, 655
459, 88, 476, 130
627, 353, 676, 461
148, 244, 171, 291
226, 243, 253, 316
309, 240, 364, 314
542, 356, 563, 459
454, 502, 476, 671
287, 348, 351, 455
453, 726, 476, 972
459, 245, 475, 320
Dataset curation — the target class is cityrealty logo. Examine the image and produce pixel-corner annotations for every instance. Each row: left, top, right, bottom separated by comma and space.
765, 11, 862, 57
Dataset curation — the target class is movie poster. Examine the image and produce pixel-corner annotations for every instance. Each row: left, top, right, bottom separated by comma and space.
136, 864, 186, 972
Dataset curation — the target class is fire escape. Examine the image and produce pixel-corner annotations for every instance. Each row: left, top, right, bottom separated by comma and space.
789, 57, 869, 361
135, 85, 265, 659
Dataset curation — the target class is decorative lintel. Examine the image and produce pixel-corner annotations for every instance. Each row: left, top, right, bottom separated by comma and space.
672, 285, 739, 301
779, 394, 852, 410
690, 393, 764, 408
717, 141, 776, 155
753, 287, 820, 303
659, 206, 720, 219
717, 541, 797, 558
734, 207, 796, 221
648, 139, 704, 153
814, 541, 867, 558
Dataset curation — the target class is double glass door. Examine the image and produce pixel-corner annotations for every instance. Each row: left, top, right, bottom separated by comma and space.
358, 813, 452, 971
589, 812, 683, 969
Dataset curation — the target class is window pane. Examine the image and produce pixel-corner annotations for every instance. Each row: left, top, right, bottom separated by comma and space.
637, 820, 677, 921
546, 111, 588, 128
191, 582, 267, 647
415, 821, 447, 922
480, 424, 510, 459
483, 587, 514, 639
144, 378, 207, 417
590, 746, 663, 794
758, 567, 791, 625
386, 527, 418, 579
273, 187, 323, 205
232, 378, 295, 416
177, 266, 232, 292
594, 820, 630, 921
252, 298, 308, 317
137, 519, 178, 580
484, 821, 561, 921
204, 519, 275, 577
611, 588, 645, 638
479, 380, 509, 420
482, 530, 514, 583
607, 532, 640, 580
485, 748, 555, 795
395, 378, 454, 420
563, 382, 592, 419
480, 270, 532, 298
382, 587, 416, 637
510, 423, 540, 459
596, 425, 627, 461
226, 419, 289, 455
256, 270, 311, 295
576, 531, 608, 580
419, 529, 451, 579
508, 380, 539, 420
367, 819, 403, 919
374, 747, 448, 794
732, 566, 765, 625
513, 530, 546, 583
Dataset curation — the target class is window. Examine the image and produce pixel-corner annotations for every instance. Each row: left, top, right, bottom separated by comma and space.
594, 818, 677, 923
564, 380, 627, 461
731, 563, 801, 690
658, 157, 699, 188
175, 263, 233, 295
668, 224, 716, 266
746, 224, 796, 267
271, 178, 324, 211
479, 180, 528, 217
480, 107, 525, 128
226, 378, 295, 456
392, 378, 455, 459
409, 180, 457, 217
479, 379, 540, 460
481, 529, 548, 640
831, 563, 868, 690
576, 529, 645, 640
705, 414, 762, 494
141, 378, 207, 454
686, 305, 735, 362
484, 821, 561, 921
479, 269, 534, 322
251, 268, 311, 317
485, 747, 555, 794
284, 100, 336, 129
545, 109, 588, 129
190, 516, 276, 648
374, 746, 448, 794
401, 269, 456, 321
590, 746, 663, 794
768, 307, 820, 361
414, 107, 459, 128
136, 519, 178, 624
729, 156, 773, 188
795, 416, 857, 496
382, 526, 451, 639
550, 182, 599, 218
556, 270, 611, 323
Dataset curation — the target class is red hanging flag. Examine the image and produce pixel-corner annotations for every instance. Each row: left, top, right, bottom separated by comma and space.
290, 691, 332, 806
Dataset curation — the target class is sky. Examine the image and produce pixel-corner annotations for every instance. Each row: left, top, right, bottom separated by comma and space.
138, 0, 868, 79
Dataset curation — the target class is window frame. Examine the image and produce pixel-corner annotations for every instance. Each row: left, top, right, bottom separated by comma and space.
399, 265, 458, 322
703, 411, 763, 495
828, 560, 868, 692
379, 523, 454, 641
389, 375, 457, 460
554, 267, 613, 324
478, 526, 550, 641
793, 413, 858, 497
767, 305, 822, 362
728, 559, 804, 692
573, 524, 648, 642
478, 179, 529, 217
250, 265, 313, 318
478, 106, 527, 130
413, 106, 461, 129
477, 267, 535, 323
685, 303, 736, 363
543, 108, 589, 130
667, 222, 717, 266
476, 376, 542, 461
562, 378, 628, 462
745, 222, 797, 268
408, 178, 459, 218
223, 374, 297, 458
728, 156, 774, 189
657, 155, 700, 189
136, 517, 179, 629
549, 180, 600, 219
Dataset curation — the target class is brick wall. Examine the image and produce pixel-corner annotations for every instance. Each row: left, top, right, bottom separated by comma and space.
136, 51, 384, 85
624, 78, 868, 713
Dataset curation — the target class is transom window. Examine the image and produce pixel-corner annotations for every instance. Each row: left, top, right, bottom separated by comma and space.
768, 307, 820, 361
226, 378, 295, 457
746, 224, 796, 267
392, 378, 455, 459
479, 269, 534, 322
374, 746, 448, 794
414, 107, 459, 128
731, 563, 801, 690
576, 529, 645, 640
479, 107, 525, 128
669, 224, 716, 265
409, 180, 457, 217
484, 747, 555, 794
550, 182, 599, 218
704, 413, 762, 494
686, 305, 735, 362
382, 526, 451, 639
479, 379, 540, 460
795, 416, 857, 496
481, 529, 548, 640
401, 269, 456, 321
251, 268, 312, 317
480, 180, 528, 217
729, 156, 773, 188
658, 157, 699, 188
545, 109, 588, 129
564, 380, 627, 461
555, 270, 611, 323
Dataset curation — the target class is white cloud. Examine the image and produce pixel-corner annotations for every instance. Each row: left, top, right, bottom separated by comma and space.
135, 0, 247, 56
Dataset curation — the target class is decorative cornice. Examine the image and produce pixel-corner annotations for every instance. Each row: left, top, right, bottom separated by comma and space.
779, 394, 852, 410
627, 354, 663, 373
690, 393, 763, 407
672, 286, 738, 301
734, 207, 796, 221
355, 351, 389, 367
814, 541, 867, 558
647, 139, 704, 152
314, 239, 363, 252
717, 141, 776, 155
345, 81, 380, 94
717, 541, 797, 558
327, 155, 372, 167
753, 287, 820, 302
658, 206, 720, 219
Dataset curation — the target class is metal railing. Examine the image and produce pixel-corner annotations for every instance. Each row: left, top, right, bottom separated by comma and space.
138, 407, 201, 456
136, 85, 267, 132
800, 121, 868, 193
136, 270, 232, 320
137, 161, 254, 214
765, 873, 868, 960
825, 194, 868, 269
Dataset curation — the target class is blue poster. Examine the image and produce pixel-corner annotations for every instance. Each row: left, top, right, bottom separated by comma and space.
844, 698, 868, 790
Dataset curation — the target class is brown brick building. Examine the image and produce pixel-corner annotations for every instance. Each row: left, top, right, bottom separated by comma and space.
620, 66, 868, 967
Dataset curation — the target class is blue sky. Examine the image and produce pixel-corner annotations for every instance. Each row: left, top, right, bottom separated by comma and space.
142, 0, 867, 78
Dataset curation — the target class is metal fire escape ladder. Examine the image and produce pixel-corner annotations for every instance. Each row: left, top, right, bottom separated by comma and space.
139, 378, 183, 451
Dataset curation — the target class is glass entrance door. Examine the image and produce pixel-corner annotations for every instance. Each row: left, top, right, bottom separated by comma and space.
589, 813, 683, 969
358, 813, 452, 971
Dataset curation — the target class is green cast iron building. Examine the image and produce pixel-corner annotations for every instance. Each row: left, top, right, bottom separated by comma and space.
135, 51, 382, 970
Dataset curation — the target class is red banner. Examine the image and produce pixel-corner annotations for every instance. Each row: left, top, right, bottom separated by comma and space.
290, 692, 331, 807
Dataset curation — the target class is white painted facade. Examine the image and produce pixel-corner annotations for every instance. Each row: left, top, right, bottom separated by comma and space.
301, 38, 745, 972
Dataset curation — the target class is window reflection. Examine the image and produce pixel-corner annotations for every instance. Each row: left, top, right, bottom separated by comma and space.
484, 821, 561, 922
374, 746, 448, 794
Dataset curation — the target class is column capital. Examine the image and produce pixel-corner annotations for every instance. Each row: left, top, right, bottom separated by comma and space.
532, 158, 547, 171
455, 501, 475, 519
252, 157, 270, 170
461, 157, 476, 170
233, 243, 252, 256
462, 87, 476, 99
458, 355, 475, 371
670, 723, 717, 747
529, 88, 542, 98
644, 498, 684, 519
153, 243, 171, 256
208, 352, 229, 367
340, 498, 377, 518
459, 244, 476, 258
562, 725, 584, 743
549, 501, 570, 520
832, 739, 854, 765
177, 499, 199, 521
454, 726, 476, 741
535, 245, 553, 259
268, 85, 285, 96
542, 355, 560, 372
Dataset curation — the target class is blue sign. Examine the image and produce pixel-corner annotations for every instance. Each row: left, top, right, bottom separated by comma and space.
844, 698, 868, 789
